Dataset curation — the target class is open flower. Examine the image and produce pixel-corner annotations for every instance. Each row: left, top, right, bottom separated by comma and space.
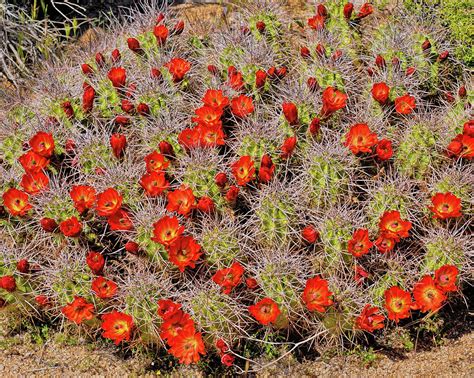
376, 139, 393, 161
164, 58, 191, 82
153, 24, 169, 45
157, 299, 182, 320
2, 188, 32, 216
86, 251, 105, 274
321, 86, 347, 117
212, 262, 245, 294
107, 67, 127, 88
0, 276, 16, 292
282, 102, 298, 126
348, 228, 373, 258
344, 123, 378, 154
384, 286, 412, 322
192, 106, 223, 128
371, 82, 390, 104
231, 156, 255, 186
107, 208, 134, 231
70, 185, 96, 214
394, 94, 416, 115
374, 232, 397, 253
62, 296, 94, 324
144, 151, 169, 173
140, 171, 169, 197
20, 172, 49, 195
446, 134, 474, 159
302, 277, 333, 312
355, 305, 385, 332
96, 188, 123, 216
59, 216, 82, 237
152, 216, 185, 247
434, 265, 458, 293
92, 277, 118, 299
18, 150, 49, 173
202, 89, 229, 110
168, 328, 206, 365
230, 95, 254, 118
249, 297, 281, 325
428, 192, 462, 219
160, 310, 194, 343
29, 131, 55, 157
379, 210, 412, 240
167, 236, 202, 272
412, 275, 446, 313
101, 311, 134, 345
166, 186, 196, 216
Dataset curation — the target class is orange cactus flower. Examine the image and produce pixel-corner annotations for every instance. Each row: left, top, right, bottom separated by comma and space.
140, 171, 169, 197
394, 94, 416, 114
70, 185, 96, 214
379, 210, 412, 240
302, 277, 334, 312
434, 264, 459, 293
92, 277, 118, 299
101, 311, 134, 345
164, 58, 191, 83
249, 297, 281, 325
212, 262, 245, 294
59, 216, 82, 237
144, 151, 169, 173
321, 86, 347, 117
2, 188, 33, 216
371, 82, 390, 104
348, 228, 373, 258
355, 304, 385, 332
167, 236, 202, 272
230, 95, 254, 118
29, 131, 55, 157
412, 275, 446, 313
384, 286, 412, 322
201, 89, 229, 110
61, 296, 95, 324
96, 188, 123, 217
344, 123, 378, 154
428, 192, 462, 219
231, 156, 256, 186
151, 215, 185, 247
168, 328, 206, 365
166, 186, 196, 216
18, 150, 49, 173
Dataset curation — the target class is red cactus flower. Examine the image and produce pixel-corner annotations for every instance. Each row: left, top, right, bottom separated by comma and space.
108, 67, 127, 88
300, 46, 311, 58
178, 128, 199, 150
307, 77, 319, 92
96, 188, 123, 217
101, 311, 134, 345
225, 185, 239, 203
20, 172, 49, 195
207, 64, 219, 75
376, 139, 393, 161
173, 20, 185, 35
446, 134, 474, 159
354, 265, 369, 285
246, 277, 258, 289
302, 277, 333, 312
249, 297, 281, 325
40, 217, 58, 232
258, 154, 275, 184
157, 299, 182, 320
160, 310, 194, 343
82, 84, 95, 112
151, 215, 185, 247
281, 136, 297, 159
463, 120, 474, 137
230, 95, 254, 118
114, 115, 131, 125
59, 216, 82, 237
193, 106, 223, 129
231, 156, 256, 186
344, 123, 378, 154
0, 276, 16, 292
107, 208, 134, 231
316, 43, 326, 57
256, 20, 266, 33
17, 259, 29, 273
61, 296, 95, 324
137, 102, 150, 116
379, 210, 412, 240
412, 275, 446, 313
127, 37, 142, 53
81, 63, 94, 75
302, 225, 319, 243
428, 192, 462, 219
255, 69, 267, 88
348, 228, 373, 258
308, 15, 325, 30
374, 232, 397, 253
156, 13, 165, 24
18, 150, 49, 173
282, 102, 298, 126
35, 295, 51, 307
95, 52, 105, 67
125, 241, 140, 255
168, 328, 206, 365
321, 86, 348, 117
2, 188, 32, 216
197, 124, 226, 147
215, 172, 228, 188
221, 354, 235, 367
153, 24, 169, 45
110, 133, 127, 159
357, 3, 373, 19
29, 131, 55, 157
167, 236, 202, 272
394, 94, 416, 115
355, 304, 385, 332
70, 185, 96, 214
406, 66, 416, 76
384, 286, 412, 322
371, 82, 390, 104
111, 48, 121, 63
86, 251, 105, 274
167, 186, 196, 216
202, 89, 229, 110
196, 196, 215, 213
438, 50, 449, 61
145, 151, 169, 173
309, 117, 321, 135
92, 276, 118, 299
317, 4, 328, 17
434, 265, 458, 293
140, 171, 169, 197
375, 54, 386, 68
343, 2, 354, 19
212, 262, 245, 294
62, 101, 75, 119
228, 68, 245, 91
164, 58, 191, 82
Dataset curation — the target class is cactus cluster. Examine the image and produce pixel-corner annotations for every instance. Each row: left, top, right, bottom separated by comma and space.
0, 0, 472, 372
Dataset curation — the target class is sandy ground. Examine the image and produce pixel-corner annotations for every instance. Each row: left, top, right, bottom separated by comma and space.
0, 331, 472, 377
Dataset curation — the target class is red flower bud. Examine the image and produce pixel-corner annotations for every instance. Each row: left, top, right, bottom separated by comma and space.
282, 102, 299, 126
125, 241, 140, 255
438, 50, 449, 61
111, 49, 121, 63
309, 117, 321, 135
215, 172, 228, 188
316, 43, 326, 57
241, 26, 250, 35
35, 295, 51, 307
197, 196, 215, 213
110, 134, 127, 158
406, 66, 416, 76
276, 66, 287, 79
173, 20, 185, 35
121, 99, 135, 114
151, 68, 162, 79
65, 139, 76, 153
458, 86, 467, 98
40, 217, 58, 232
300, 46, 311, 58
332, 49, 343, 61
255, 69, 267, 89
159, 140, 175, 158
154, 24, 169, 46
302, 225, 319, 243
261, 154, 273, 168
267, 66, 276, 79
225, 185, 239, 202
463, 120, 474, 137
375, 54, 386, 68
246, 277, 258, 289
127, 37, 142, 53
17, 259, 29, 273
392, 56, 400, 68
421, 38, 431, 51
61, 101, 74, 119
156, 13, 165, 24
256, 21, 266, 33
137, 103, 150, 116
317, 4, 328, 17
343, 3, 354, 19
307, 77, 319, 92
357, 3, 373, 19
207, 65, 219, 76
114, 115, 131, 126
81, 63, 94, 76
281, 136, 297, 159
0, 276, 16, 292
95, 52, 106, 67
